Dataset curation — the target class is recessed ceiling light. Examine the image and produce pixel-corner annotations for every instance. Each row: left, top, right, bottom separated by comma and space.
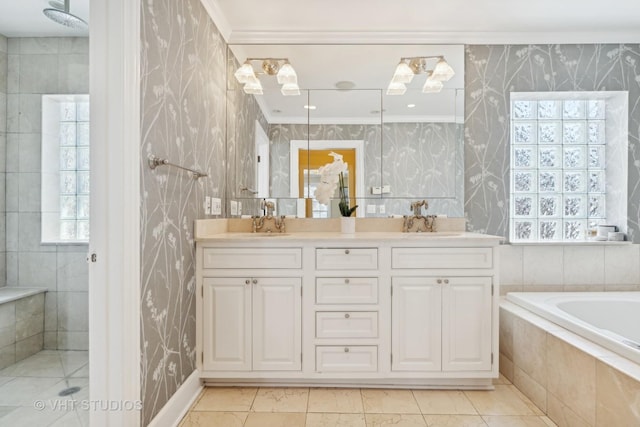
335, 80, 356, 90
370, 109, 386, 114
304, 105, 316, 110
407, 104, 416, 108
272, 109, 282, 113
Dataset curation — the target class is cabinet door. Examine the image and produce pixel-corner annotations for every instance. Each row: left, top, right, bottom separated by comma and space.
442, 277, 492, 371
252, 277, 302, 371
202, 277, 251, 371
391, 277, 441, 371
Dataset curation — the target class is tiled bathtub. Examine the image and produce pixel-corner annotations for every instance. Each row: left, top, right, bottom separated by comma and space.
0, 288, 47, 370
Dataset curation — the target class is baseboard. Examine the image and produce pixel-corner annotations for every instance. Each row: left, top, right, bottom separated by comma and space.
148, 370, 203, 427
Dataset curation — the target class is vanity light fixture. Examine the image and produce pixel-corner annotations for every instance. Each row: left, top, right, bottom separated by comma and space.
387, 55, 454, 95
233, 58, 300, 96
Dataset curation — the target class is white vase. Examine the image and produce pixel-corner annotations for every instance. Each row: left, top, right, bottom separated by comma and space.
341, 216, 356, 234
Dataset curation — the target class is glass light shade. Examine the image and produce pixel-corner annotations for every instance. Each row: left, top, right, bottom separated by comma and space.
277, 62, 298, 85
234, 61, 256, 84
243, 80, 263, 95
430, 57, 455, 81
386, 81, 407, 95
391, 61, 414, 84
281, 82, 300, 96
422, 76, 443, 93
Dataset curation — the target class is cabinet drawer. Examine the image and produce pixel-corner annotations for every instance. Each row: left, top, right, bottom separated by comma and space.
316, 346, 378, 372
316, 312, 378, 338
316, 277, 378, 305
392, 247, 492, 269
316, 248, 378, 270
203, 248, 302, 269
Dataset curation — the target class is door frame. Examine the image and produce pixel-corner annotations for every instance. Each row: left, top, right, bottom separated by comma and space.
89, 0, 142, 425
289, 140, 365, 217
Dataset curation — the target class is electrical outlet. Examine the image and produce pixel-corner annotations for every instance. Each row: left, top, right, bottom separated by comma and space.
379, 205, 386, 214
204, 196, 212, 215
382, 185, 391, 194
371, 186, 382, 195
230, 200, 238, 216
366, 205, 376, 214
211, 198, 221, 215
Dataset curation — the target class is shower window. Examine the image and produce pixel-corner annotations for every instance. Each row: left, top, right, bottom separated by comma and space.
509, 92, 628, 242
41, 95, 90, 243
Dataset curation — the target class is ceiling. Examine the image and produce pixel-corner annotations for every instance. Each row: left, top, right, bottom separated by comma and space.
203, 0, 640, 44
0, 0, 89, 37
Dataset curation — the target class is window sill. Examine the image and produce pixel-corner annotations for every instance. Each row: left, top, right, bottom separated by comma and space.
507, 240, 631, 246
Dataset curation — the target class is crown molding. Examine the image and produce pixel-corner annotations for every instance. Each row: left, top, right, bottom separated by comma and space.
199, 0, 232, 42
225, 30, 640, 45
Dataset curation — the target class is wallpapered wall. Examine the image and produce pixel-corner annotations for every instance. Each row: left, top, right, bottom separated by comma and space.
140, 0, 226, 423
265, 122, 463, 217
464, 44, 640, 242
0, 36, 6, 285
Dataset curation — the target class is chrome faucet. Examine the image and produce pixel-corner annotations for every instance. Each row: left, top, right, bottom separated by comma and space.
402, 200, 436, 232
252, 201, 286, 233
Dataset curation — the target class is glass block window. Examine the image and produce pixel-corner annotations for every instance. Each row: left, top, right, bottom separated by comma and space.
510, 98, 606, 241
42, 95, 90, 243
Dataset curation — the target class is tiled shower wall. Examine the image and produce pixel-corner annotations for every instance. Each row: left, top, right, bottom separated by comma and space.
5, 37, 89, 350
0, 36, 7, 285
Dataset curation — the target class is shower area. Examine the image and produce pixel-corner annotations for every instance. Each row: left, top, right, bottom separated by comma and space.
0, 27, 90, 426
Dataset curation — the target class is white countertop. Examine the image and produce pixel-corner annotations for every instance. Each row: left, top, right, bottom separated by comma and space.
196, 231, 503, 243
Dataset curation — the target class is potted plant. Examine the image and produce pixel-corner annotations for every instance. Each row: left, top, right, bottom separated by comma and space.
314, 153, 358, 232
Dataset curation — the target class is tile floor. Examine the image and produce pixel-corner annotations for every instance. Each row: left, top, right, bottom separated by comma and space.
0, 350, 89, 427
180, 375, 558, 427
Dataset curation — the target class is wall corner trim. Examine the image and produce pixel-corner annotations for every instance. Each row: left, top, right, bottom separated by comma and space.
199, 0, 232, 42
147, 370, 203, 427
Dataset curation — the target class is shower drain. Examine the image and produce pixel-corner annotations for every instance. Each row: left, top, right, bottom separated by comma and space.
58, 386, 82, 397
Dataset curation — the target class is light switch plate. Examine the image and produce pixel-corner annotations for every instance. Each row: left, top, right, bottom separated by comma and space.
379, 205, 386, 214
367, 205, 376, 214
211, 198, 221, 215
204, 196, 212, 215
230, 200, 238, 216
371, 186, 382, 195
237, 201, 242, 216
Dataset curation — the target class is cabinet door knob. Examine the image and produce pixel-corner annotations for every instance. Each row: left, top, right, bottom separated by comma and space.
344, 313, 350, 319
252, 279, 258, 285
437, 279, 442, 284
444, 279, 449, 284
344, 279, 350, 284
344, 347, 350, 353
344, 249, 350, 254
245, 279, 250, 285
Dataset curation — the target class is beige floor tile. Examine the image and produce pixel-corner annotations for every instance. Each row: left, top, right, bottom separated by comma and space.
540, 416, 558, 427
244, 412, 306, 427
179, 411, 246, 427
366, 413, 427, 426
423, 415, 488, 427
413, 390, 477, 415
251, 387, 309, 412
305, 412, 366, 427
307, 388, 363, 413
464, 385, 541, 416
362, 389, 420, 414
191, 387, 257, 412
483, 415, 553, 427
493, 374, 511, 385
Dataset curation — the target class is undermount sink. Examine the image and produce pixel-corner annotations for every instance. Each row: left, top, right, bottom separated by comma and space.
254, 233, 291, 237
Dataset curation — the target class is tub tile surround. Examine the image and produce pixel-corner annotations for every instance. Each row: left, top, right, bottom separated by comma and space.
500, 302, 640, 427
499, 244, 640, 294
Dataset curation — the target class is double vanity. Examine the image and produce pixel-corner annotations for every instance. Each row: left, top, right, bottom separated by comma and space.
195, 218, 501, 389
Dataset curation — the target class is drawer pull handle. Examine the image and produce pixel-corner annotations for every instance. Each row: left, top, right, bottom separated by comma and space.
245, 279, 250, 285
345, 249, 350, 255
344, 313, 350, 319
437, 279, 442, 284
344, 279, 350, 284
252, 279, 258, 285
444, 279, 449, 284
344, 347, 350, 353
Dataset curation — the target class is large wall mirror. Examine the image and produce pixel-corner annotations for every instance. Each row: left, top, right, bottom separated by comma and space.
226, 44, 464, 218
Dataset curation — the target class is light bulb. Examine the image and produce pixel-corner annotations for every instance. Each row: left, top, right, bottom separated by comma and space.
430, 57, 455, 82
234, 61, 256, 84
277, 61, 298, 85
391, 61, 414, 84
386, 81, 406, 95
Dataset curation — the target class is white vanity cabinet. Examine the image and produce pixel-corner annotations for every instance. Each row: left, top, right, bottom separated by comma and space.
196, 231, 500, 388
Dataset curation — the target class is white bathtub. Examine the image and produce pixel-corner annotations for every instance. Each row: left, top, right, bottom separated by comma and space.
506, 292, 640, 365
